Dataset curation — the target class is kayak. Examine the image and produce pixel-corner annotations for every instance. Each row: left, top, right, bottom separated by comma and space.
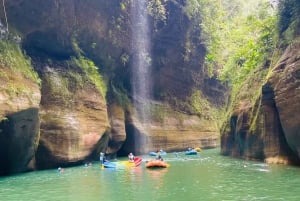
101, 157, 142, 169
134, 157, 143, 166
185, 149, 198, 155
149, 151, 167, 156
124, 157, 143, 167
145, 160, 169, 168
102, 161, 117, 168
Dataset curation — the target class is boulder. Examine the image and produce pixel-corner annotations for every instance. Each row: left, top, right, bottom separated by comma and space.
0, 65, 40, 175
268, 43, 300, 159
35, 65, 109, 169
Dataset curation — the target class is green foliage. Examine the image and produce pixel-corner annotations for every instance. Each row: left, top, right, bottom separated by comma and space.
204, 53, 215, 77
120, 2, 126, 11
192, 0, 277, 93
184, 0, 277, 87
6, 83, 31, 97
278, 0, 300, 34
185, 0, 224, 64
278, 0, 300, 45
149, 104, 166, 123
66, 71, 84, 89
0, 40, 41, 85
190, 90, 210, 117
110, 82, 131, 109
71, 35, 83, 57
147, 0, 167, 23
185, 0, 280, 130
190, 90, 224, 123
219, 1, 277, 83
68, 56, 107, 98
44, 72, 72, 101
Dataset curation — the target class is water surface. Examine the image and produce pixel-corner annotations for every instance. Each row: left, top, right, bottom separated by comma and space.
1, 149, 300, 201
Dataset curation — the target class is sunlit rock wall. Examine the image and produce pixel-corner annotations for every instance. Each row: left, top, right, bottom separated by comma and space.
119, 105, 219, 156
221, 42, 300, 165
0, 65, 41, 175
267, 43, 300, 163
34, 63, 109, 169
0, 0, 226, 173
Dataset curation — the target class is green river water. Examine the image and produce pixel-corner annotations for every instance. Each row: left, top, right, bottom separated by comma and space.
1, 149, 300, 201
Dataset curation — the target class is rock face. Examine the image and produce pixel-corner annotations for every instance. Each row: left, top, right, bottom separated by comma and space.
268, 43, 300, 160
106, 103, 126, 158
221, 99, 265, 160
221, 42, 300, 165
119, 106, 219, 155
35, 64, 109, 169
0, 0, 225, 175
0, 65, 41, 175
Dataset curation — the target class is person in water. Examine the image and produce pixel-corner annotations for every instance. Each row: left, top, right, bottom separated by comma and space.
99, 152, 106, 164
128, 153, 135, 162
57, 167, 64, 173
156, 152, 163, 161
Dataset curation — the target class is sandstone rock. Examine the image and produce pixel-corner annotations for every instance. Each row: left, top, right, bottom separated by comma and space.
3, 0, 227, 168
261, 82, 294, 161
0, 66, 40, 175
221, 43, 300, 165
119, 105, 219, 156
265, 156, 289, 165
35, 66, 109, 169
106, 103, 126, 157
221, 99, 264, 160
268, 43, 300, 159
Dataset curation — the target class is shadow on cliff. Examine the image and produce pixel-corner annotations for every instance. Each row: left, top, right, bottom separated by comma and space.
0, 108, 39, 176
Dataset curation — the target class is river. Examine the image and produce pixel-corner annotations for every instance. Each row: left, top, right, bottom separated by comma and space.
1, 149, 300, 201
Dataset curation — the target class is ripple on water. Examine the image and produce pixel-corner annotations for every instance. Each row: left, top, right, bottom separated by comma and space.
1, 149, 300, 201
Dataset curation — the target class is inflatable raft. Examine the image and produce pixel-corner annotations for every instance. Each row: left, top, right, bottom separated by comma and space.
145, 160, 169, 168
102, 157, 142, 169
185, 149, 198, 155
149, 151, 167, 156
102, 161, 117, 168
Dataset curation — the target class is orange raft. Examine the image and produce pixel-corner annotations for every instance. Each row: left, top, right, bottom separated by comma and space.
145, 160, 169, 168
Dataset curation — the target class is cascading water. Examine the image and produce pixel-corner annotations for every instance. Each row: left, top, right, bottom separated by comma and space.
131, 0, 152, 153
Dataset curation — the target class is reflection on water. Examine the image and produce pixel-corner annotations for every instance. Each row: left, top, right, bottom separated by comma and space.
146, 168, 168, 193
1, 149, 300, 201
146, 168, 168, 180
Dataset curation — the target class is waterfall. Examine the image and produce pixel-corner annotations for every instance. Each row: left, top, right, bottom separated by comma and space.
131, 0, 152, 153
131, 0, 151, 122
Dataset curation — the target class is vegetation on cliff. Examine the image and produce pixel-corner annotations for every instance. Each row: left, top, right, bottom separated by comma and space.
0, 40, 40, 86
278, 0, 300, 45
215, 0, 300, 164
0, 38, 41, 117
68, 56, 107, 99
189, 0, 278, 126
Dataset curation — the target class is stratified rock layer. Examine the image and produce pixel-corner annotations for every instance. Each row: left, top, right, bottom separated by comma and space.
221, 42, 300, 165
268, 43, 300, 160
35, 65, 109, 169
0, 0, 226, 174
119, 106, 219, 155
0, 66, 41, 175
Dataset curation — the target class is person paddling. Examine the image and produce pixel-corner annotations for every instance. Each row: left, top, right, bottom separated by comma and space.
156, 151, 163, 161
128, 153, 135, 162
